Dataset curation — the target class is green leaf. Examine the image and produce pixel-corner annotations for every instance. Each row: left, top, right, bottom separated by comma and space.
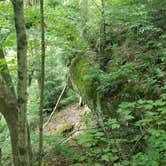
154, 100, 165, 106
95, 163, 103, 166
101, 154, 110, 161
112, 123, 120, 129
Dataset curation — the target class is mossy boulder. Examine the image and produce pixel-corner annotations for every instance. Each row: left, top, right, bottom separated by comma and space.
48, 123, 74, 136
55, 123, 74, 135
69, 55, 101, 109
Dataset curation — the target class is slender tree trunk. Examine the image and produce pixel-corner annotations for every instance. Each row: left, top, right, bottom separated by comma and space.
78, 0, 89, 106
99, 0, 107, 69
0, 49, 15, 95
0, 49, 20, 166
38, 0, 45, 165
0, 50, 33, 166
79, 0, 88, 40
11, 0, 32, 165
0, 148, 1, 166
5, 110, 19, 166
2, 101, 32, 166
0, 73, 19, 165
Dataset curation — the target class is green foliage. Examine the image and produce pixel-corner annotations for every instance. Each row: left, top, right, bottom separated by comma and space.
0, 1, 15, 48
45, 0, 87, 61
43, 48, 78, 109
0, 115, 6, 134
115, 98, 166, 165
59, 89, 78, 108
25, 3, 82, 111
1, 0, 166, 165
98, 63, 139, 100
132, 129, 166, 166
69, 97, 166, 165
72, 129, 119, 165
42, 135, 80, 165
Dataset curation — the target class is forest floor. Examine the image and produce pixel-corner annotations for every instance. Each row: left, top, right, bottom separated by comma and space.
42, 104, 89, 166
43, 104, 86, 136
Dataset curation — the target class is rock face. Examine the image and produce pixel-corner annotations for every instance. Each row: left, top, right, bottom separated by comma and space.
69, 53, 100, 111
69, 52, 111, 115
69, 52, 112, 134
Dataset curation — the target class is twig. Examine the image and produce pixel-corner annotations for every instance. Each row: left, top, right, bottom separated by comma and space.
130, 132, 146, 155
59, 127, 98, 145
0, 148, 1, 166
43, 84, 67, 128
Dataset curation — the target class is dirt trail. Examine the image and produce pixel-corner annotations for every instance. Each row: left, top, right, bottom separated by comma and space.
43, 104, 85, 135
43, 104, 92, 166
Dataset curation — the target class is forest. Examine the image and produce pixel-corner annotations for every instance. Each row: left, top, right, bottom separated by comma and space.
0, 0, 166, 165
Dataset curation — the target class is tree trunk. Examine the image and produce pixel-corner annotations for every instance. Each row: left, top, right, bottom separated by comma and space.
0, 49, 15, 95
99, 0, 107, 69
0, 148, 1, 166
0, 72, 32, 166
79, 0, 88, 40
11, 0, 32, 165
1, 0, 32, 165
38, 0, 45, 165
0, 72, 19, 165
5, 110, 19, 166
0, 49, 20, 165
4, 107, 32, 166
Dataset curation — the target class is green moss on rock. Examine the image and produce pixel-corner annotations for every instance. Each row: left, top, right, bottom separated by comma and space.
56, 123, 74, 135
70, 56, 100, 108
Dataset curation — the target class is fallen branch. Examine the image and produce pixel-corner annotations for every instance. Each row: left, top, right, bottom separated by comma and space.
59, 127, 98, 145
130, 132, 146, 155
44, 83, 67, 128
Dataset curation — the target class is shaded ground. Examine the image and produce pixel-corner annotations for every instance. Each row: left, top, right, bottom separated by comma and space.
43, 104, 86, 136
43, 104, 88, 166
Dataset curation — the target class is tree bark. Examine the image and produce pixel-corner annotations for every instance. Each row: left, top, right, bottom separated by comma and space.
99, 0, 107, 69
11, 0, 32, 165
0, 49, 15, 95
1, 0, 33, 165
38, 0, 45, 165
2, 103, 32, 166
0, 72, 19, 165
79, 0, 88, 40
0, 49, 20, 165
0, 148, 1, 166
0, 60, 32, 166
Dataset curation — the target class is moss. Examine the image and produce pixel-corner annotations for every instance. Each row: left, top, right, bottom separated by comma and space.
70, 56, 100, 108
69, 53, 121, 115
55, 123, 73, 135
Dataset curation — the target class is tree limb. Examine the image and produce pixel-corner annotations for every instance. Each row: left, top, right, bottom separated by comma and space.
44, 83, 67, 128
